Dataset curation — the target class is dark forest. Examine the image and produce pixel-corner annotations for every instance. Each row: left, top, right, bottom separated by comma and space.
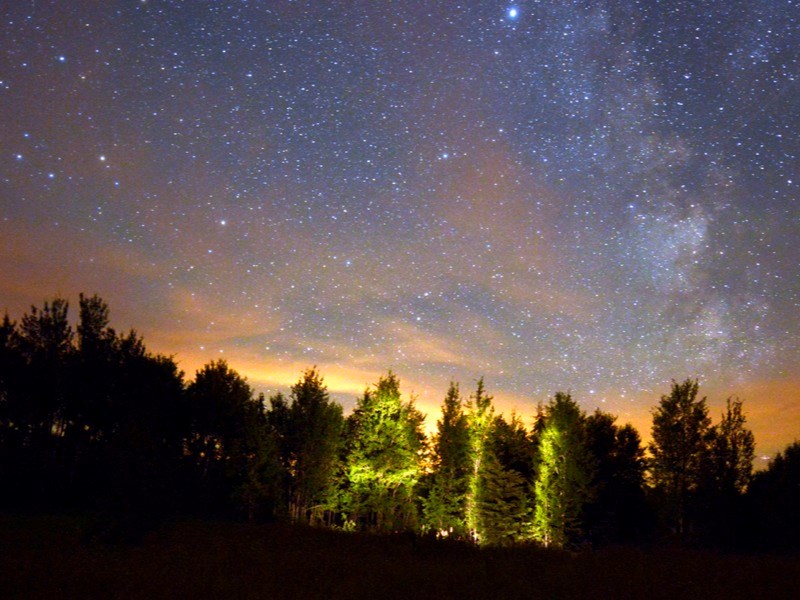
2, 294, 798, 553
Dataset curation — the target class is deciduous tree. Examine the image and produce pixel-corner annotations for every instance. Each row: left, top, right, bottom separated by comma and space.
649, 378, 711, 538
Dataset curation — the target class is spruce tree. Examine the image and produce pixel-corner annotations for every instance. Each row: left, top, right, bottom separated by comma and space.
285, 368, 344, 524
475, 415, 532, 546
532, 392, 593, 548
343, 371, 424, 531
465, 377, 494, 540
423, 381, 471, 537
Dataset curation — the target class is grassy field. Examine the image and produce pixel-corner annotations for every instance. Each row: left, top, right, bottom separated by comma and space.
1, 514, 798, 599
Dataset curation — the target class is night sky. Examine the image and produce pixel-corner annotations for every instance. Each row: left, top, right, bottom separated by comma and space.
1, 1, 798, 459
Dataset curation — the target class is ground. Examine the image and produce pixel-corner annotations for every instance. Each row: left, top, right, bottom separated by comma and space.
1, 514, 797, 599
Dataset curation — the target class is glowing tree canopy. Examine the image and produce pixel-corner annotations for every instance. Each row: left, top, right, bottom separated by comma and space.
465, 377, 495, 540
342, 371, 425, 531
532, 392, 593, 548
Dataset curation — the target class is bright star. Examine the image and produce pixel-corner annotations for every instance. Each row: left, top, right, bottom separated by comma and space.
508, 7, 519, 19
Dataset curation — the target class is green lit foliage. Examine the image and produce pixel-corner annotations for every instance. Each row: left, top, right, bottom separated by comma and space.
342, 371, 425, 531
423, 381, 471, 537
465, 377, 494, 538
532, 392, 593, 548
649, 379, 711, 537
475, 414, 533, 546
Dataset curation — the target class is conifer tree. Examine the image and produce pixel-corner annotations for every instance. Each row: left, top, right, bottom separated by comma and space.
532, 392, 593, 548
475, 415, 532, 546
284, 368, 344, 524
423, 381, 471, 537
465, 377, 494, 540
343, 371, 424, 531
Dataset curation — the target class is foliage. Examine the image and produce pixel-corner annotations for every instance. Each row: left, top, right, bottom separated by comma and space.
342, 371, 425, 531
748, 441, 800, 552
706, 397, 755, 495
532, 392, 594, 548
185, 360, 280, 518
474, 415, 532, 546
274, 368, 344, 524
0, 293, 787, 552
465, 377, 494, 538
649, 379, 712, 538
423, 381, 471, 537
584, 411, 650, 544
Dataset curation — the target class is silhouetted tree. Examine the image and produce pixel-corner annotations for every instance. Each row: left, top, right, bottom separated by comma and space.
185, 360, 273, 517
649, 379, 711, 539
584, 410, 649, 544
102, 345, 186, 527
532, 393, 593, 548
232, 393, 284, 522
748, 441, 800, 552
697, 397, 755, 547
423, 381, 471, 537
281, 368, 344, 524
0, 313, 25, 506
14, 298, 75, 505
706, 397, 755, 495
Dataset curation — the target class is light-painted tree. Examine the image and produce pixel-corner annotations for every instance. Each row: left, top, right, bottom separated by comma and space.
342, 371, 425, 531
532, 392, 593, 548
464, 377, 494, 541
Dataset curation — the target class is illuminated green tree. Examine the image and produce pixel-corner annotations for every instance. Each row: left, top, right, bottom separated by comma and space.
342, 371, 425, 531
423, 381, 471, 537
649, 379, 711, 537
532, 392, 593, 548
465, 377, 494, 539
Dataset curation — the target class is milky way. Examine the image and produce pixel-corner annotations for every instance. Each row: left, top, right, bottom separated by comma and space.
1, 1, 798, 456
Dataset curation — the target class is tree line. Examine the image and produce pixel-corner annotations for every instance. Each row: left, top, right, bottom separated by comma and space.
1, 294, 798, 551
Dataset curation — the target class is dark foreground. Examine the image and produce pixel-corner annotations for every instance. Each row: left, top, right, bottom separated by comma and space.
1, 515, 797, 599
